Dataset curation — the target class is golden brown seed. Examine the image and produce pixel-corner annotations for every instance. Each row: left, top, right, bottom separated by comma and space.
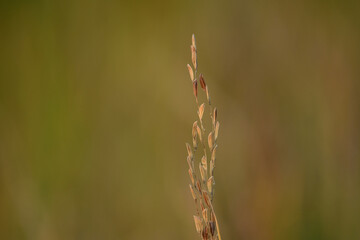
188, 169, 195, 185
199, 163, 206, 182
210, 159, 214, 177
213, 108, 217, 126
187, 156, 193, 171
194, 215, 202, 233
201, 156, 207, 172
206, 86, 211, 105
192, 137, 197, 150
202, 227, 208, 239
200, 202, 205, 212
191, 45, 197, 70
193, 80, 198, 98
199, 74, 206, 90
209, 221, 216, 236
211, 144, 217, 162
207, 176, 214, 194
215, 121, 220, 141
202, 208, 209, 222
203, 192, 211, 207
186, 142, 193, 159
189, 184, 197, 200
208, 132, 214, 150
196, 125, 202, 142
192, 121, 198, 148
192, 121, 198, 134
198, 103, 205, 120
196, 180, 202, 193
187, 64, 194, 81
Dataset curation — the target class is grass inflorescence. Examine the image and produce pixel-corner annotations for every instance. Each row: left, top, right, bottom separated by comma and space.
185, 34, 222, 240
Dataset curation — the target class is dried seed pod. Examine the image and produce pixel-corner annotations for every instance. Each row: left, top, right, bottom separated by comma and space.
196, 180, 202, 193
187, 64, 194, 81
210, 159, 214, 177
189, 184, 197, 200
191, 45, 197, 70
202, 208, 209, 222
215, 121, 220, 141
211, 145, 217, 162
213, 108, 217, 126
199, 74, 206, 90
202, 192, 211, 207
207, 176, 214, 194
200, 201, 205, 212
187, 156, 193, 171
194, 215, 202, 233
193, 80, 198, 98
209, 221, 216, 236
198, 103, 205, 120
185, 143, 193, 159
196, 125, 202, 142
188, 169, 194, 185
202, 227, 209, 239
192, 34, 196, 48
192, 122, 198, 149
199, 163, 206, 182
192, 121, 198, 136
201, 155, 207, 172
208, 132, 214, 150
192, 137, 197, 150
206, 86, 211, 105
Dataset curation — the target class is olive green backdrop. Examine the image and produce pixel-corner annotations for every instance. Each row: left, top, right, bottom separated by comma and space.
0, 0, 359, 239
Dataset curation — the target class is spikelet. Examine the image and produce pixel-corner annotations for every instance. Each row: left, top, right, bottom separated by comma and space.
196, 180, 202, 193
202, 227, 209, 239
202, 192, 211, 207
193, 80, 198, 98
206, 86, 211, 105
189, 184, 197, 200
187, 156, 194, 171
207, 176, 214, 194
196, 125, 202, 142
211, 145, 217, 162
201, 156, 207, 172
198, 103, 205, 120
200, 201, 205, 212
188, 169, 195, 185
191, 45, 197, 70
199, 74, 206, 90
186, 143, 193, 159
209, 221, 216, 237
192, 34, 196, 48
199, 163, 206, 183
194, 215, 202, 233
192, 136, 197, 150
213, 108, 217, 127
192, 121, 198, 149
210, 159, 215, 177
187, 64, 194, 81
202, 208, 209, 222
215, 121, 220, 141
192, 121, 198, 134
208, 132, 214, 150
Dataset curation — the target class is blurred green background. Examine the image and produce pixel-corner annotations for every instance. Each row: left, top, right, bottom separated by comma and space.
0, 0, 360, 239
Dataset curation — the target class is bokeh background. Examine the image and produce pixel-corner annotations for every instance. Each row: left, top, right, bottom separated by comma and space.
1, 0, 360, 239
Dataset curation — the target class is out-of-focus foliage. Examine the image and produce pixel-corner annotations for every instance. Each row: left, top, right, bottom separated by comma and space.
0, 0, 359, 239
